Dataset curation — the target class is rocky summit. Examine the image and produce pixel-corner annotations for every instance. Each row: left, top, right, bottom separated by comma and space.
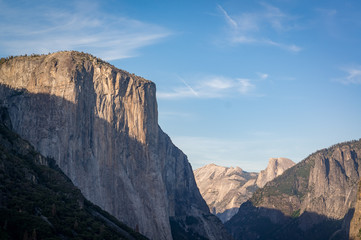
194, 158, 295, 222
225, 139, 361, 240
255, 157, 295, 188
0, 52, 230, 240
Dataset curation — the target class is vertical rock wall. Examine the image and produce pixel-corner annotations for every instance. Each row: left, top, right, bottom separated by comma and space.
0, 52, 230, 240
350, 179, 361, 240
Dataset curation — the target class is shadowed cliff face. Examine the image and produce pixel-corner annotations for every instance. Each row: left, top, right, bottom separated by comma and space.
225, 201, 351, 240
0, 52, 230, 240
0, 108, 149, 240
226, 139, 361, 240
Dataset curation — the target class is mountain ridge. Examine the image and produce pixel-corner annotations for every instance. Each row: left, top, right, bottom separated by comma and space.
226, 138, 361, 240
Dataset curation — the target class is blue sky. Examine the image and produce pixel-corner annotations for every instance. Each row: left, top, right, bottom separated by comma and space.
1, 0, 361, 171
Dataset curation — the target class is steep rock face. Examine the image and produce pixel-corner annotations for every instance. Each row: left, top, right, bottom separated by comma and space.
226, 139, 361, 240
255, 157, 295, 188
350, 179, 361, 240
0, 111, 148, 240
0, 52, 230, 240
194, 164, 258, 222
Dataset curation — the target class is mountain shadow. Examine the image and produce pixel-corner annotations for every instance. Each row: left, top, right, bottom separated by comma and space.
0, 107, 148, 240
225, 201, 353, 240
216, 208, 240, 223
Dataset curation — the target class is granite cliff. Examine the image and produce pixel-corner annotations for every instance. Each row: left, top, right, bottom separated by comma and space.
194, 158, 294, 222
0, 108, 148, 240
350, 179, 361, 240
226, 139, 361, 240
0, 52, 230, 240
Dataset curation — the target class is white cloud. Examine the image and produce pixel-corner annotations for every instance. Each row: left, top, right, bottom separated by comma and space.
264, 39, 302, 52
260, 2, 287, 31
0, 1, 171, 60
217, 3, 301, 52
204, 77, 234, 90
238, 78, 255, 94
157, 75, 256, 99
337, 66, 361, 84
258, 73, 269, 79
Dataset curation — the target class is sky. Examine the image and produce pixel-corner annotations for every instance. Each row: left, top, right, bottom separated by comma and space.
1, 0, 361, 171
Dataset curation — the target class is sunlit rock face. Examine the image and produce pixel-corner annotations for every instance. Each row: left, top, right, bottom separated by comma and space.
256, 157, 295, 188
0, 51, 230, 240
194, 164, 258, 222
349, 179, 361, 240
194, 158, 294, 222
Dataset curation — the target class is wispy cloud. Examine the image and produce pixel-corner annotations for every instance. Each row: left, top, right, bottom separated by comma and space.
264, 39, 302, 52
157, 75, 256, 99
0, 1, 171, 60
257, 73, 269, 79
337, 66, 361, 84
217, 3, 301, 52
238, 78, 255, 94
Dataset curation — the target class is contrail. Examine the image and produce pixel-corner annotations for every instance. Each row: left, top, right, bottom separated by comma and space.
178, 76, 199, 97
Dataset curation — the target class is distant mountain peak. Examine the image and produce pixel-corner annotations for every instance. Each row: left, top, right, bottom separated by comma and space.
194, 164, 257, 223
256, 157, 296, 188
194, 158, 295, 223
